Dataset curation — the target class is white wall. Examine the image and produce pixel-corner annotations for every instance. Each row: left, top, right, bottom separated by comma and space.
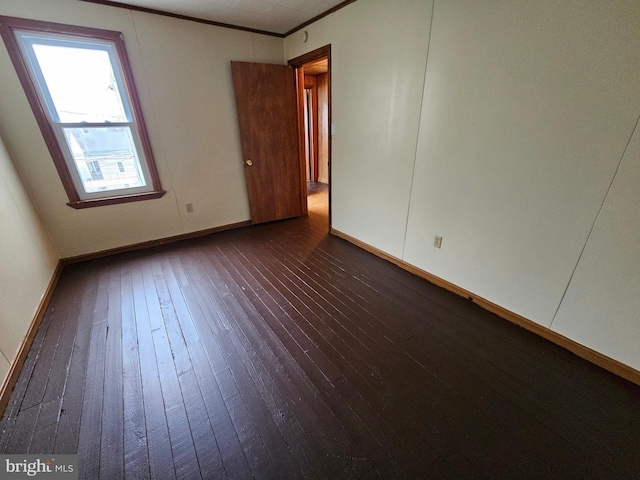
0, 131, 58, 387
0, 0, 284, 258
286, 0, 640, 371
552, 123, 640, 369
286, 0, 434, 257
405, 1, 640, 325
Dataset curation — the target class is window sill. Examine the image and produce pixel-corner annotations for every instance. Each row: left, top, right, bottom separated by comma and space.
67, 190, 166, 209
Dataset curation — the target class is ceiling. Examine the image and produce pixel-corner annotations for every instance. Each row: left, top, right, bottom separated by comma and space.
303, 58, 328, 75
94, 0, 353, 36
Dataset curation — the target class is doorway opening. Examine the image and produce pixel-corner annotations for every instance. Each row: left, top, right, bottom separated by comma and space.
289, 45, 331, 228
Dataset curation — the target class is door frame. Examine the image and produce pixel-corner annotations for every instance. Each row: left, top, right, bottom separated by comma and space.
303, 76, 319, 183
288, 45, 332, 228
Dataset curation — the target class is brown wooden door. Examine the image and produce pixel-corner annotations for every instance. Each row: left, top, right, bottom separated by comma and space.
231, 61, 304, 224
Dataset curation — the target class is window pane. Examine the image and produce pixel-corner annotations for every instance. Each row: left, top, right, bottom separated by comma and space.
63, 126, 147, 193
33, 43, 128, 123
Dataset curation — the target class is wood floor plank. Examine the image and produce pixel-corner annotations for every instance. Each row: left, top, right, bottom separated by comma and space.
39, 277, 84, 416
188, 249, 348, 479
76, 265, 111, 479
259, 237, 426, 393
180, 258, 348, 480
172, 256, 309, 480
19, 275, 75, 412
337, 259, 626, 475
53, 264, 99, 454
334, 276, 572, 476
210, 243, 405, 477
131, 258, 176, 480
157, 254, 224, 479
120, 264, 150, 480
3, 404, 39, 454
231, 245, 402, 405
174, 252, 282, 480
144, 258, 199, 480
176, 284, 254, 479
100, 263, 125, 479
3, 184, 640, 479
27, 398, 61, 454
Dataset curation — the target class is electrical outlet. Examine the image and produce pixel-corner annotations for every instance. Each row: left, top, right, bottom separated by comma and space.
433, 235, 442, 249
185, 203, 194, 213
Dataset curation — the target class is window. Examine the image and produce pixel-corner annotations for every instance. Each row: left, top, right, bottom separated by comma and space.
0, 16, 164, 208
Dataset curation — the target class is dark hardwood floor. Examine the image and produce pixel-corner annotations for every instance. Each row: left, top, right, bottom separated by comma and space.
2, 182, 639, 479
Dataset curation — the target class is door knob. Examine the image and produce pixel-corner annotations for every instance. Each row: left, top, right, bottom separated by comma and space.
245, 159, 253, 166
